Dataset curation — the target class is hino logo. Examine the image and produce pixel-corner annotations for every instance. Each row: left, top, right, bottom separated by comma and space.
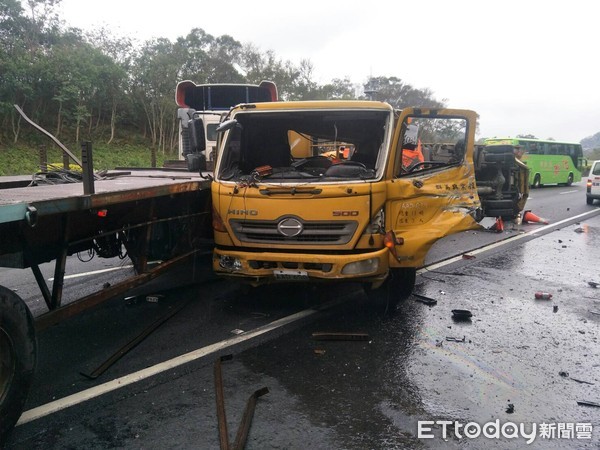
228, 209, 258, 216
277, 217, 303, 237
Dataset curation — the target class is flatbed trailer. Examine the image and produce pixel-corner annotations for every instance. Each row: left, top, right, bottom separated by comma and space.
0, 167, 213, 442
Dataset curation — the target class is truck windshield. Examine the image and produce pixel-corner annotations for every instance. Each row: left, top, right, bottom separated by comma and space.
217, 109, 390, 182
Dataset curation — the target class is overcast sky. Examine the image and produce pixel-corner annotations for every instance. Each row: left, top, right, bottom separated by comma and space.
58, 0, 599, 143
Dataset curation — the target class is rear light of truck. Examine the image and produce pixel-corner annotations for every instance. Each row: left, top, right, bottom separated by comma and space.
587, 179, 592, 193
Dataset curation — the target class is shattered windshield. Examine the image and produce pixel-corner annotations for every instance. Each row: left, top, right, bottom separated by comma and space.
217, 109, 390, 182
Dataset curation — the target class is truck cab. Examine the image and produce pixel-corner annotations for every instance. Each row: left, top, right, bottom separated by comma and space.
209, 101, 493, 304
175, 81, 277, 171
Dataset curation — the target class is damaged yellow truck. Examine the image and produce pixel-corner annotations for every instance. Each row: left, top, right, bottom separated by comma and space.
204, 101, 528, 305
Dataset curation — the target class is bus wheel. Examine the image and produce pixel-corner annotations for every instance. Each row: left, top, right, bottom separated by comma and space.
0, 286, 37, 445
532, 174, 541, 188
566, 173, 574, 186
364, 268, 416, 313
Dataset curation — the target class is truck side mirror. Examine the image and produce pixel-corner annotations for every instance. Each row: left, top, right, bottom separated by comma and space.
186, 118, 207, 172
186, 152, 206, 172
188, 118, 206, 153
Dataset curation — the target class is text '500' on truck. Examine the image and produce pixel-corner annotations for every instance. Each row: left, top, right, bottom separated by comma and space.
203, 101, 528, 306
175, 80, 277, 171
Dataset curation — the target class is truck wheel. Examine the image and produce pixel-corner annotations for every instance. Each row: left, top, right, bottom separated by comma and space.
532, 174, 541, 188
364, 268, 416, 313
0, 286, 37, 445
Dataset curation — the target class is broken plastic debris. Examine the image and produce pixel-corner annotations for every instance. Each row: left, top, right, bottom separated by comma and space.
534, 292, 552, 300
314, 349, 326, 355
506, 403, 515, 414
146, 295, 164, 303
588, 281, 599, 288
462, 253, 476, 260
451, 309, 473, 320
231, 329, 245, 335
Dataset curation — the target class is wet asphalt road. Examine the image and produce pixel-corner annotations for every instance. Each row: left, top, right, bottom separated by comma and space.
4, 183, 600, 449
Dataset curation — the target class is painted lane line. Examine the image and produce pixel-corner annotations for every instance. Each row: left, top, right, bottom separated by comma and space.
559, 190, 578, 195
421, 209, 600, 273
17, 209, 600, 426
50, 265, 134, 281
49, 261, 161, 281
17, 301, 339, 426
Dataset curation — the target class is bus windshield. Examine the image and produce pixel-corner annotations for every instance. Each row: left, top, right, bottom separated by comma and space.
484, 138, 584, 188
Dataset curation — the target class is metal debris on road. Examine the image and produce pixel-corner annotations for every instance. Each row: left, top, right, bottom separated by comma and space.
412, 293, 438, 306
570, 377, 595, 385
214, 355, 233, 450
80, 300, 189, 380
232, 387, 269, 450
577, 401, 600, 408
213, 354, 269, 450
445, 336, 466, 342
312, 332, 370, 341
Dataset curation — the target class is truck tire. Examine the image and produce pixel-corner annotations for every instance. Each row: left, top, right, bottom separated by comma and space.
364, 268, 416, 313
532, 174, 541, 188
0, 286, 37, 445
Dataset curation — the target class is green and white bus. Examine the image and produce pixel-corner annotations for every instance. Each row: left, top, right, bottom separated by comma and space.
484, 137, 585, 188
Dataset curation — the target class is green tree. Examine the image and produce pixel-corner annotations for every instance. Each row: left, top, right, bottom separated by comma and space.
362, 76, 445, 109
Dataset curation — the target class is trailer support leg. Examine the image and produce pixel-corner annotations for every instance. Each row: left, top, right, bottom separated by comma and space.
49, 246, 67, 310
31, 264, 52, 310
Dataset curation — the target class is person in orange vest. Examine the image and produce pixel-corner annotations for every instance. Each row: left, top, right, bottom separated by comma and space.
402, 139, 424, 171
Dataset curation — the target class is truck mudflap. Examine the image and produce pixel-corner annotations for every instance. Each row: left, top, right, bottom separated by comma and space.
213, 247, 390, 285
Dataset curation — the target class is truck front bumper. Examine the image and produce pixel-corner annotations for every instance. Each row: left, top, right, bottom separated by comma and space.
213, 247, 390, 285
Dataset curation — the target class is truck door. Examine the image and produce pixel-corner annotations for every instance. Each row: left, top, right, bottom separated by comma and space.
384, 108, 481, 268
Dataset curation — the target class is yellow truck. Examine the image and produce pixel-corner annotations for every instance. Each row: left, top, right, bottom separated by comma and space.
200, 100, 527, 306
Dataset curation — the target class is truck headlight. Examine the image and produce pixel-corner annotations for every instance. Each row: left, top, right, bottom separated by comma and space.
219, 255, 242, 270
341, 258, 379, 275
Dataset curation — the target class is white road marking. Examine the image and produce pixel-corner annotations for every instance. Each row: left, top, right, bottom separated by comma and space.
17, 300, 340, 426
49, 261, 161, 281
50, 265, 134, 281
559, 190, 578, 195
17, 209, 600, 426
421, 209, 599, 273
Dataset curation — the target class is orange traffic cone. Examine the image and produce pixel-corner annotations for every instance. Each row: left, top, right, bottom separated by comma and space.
488, 217, 504, 233
522, 210, 549, 224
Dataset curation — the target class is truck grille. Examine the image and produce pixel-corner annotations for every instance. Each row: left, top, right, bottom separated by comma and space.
229, 219, 358, 244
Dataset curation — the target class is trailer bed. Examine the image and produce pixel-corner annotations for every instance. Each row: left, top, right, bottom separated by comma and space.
0, 169, 211, 224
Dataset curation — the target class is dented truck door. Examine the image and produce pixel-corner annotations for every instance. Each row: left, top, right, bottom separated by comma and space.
384, 108, 482, 268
